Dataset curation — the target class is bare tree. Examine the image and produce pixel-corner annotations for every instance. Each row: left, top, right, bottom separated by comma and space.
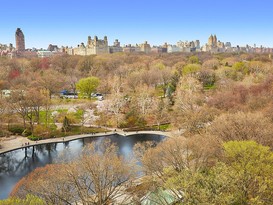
11, 141, 137, 205
38, 69, 66, 99
152, 97, 169, 130
137, 135, 220, 203
74, 103, 95, 133
107, 75, 127, 126
8, 90, 31, 129
173, 76, 203, 113
209, 111, 273, 147
134, 85, 155, 116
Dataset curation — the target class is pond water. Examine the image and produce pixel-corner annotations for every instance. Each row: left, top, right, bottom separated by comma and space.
0, 134, 165, 199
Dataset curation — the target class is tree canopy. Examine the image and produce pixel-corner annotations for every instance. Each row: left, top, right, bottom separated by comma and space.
76, 76, 100, 99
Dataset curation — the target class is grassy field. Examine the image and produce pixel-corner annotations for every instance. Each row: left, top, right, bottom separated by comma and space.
27, 125, 110, 141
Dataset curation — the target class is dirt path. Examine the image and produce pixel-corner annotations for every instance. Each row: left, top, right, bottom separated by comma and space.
0, 135, 31, 151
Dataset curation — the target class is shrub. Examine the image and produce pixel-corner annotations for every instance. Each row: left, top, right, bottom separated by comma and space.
188, 55, 199, 64
22, 129, 32, 137
62, 116, 71, 132
0, 194, 45, 205
0, 130, 11, 137
50, 130, 63, 138
27, 135, 40, 141
33, 125, 53, 139
119, 109, 147, 128
8, 125, 25, 135
233, 62, 249, 75
198, 69, 216, 88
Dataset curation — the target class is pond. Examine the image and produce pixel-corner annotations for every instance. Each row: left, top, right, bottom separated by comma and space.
0, 134, 165, 199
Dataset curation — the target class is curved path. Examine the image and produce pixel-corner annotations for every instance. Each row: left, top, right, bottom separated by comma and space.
0, 130, 172, 155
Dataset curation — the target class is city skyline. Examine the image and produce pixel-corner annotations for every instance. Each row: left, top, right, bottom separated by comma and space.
1, 0, 273, 48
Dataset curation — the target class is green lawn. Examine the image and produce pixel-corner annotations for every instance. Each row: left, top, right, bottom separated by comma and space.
28, 125, 110, 140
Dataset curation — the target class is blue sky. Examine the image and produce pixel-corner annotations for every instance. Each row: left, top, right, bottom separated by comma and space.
1, 0, 272, 48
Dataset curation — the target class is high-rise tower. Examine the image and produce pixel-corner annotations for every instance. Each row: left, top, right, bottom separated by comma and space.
15, 28, 25, 51
213, 34, 217, 46
208, 34, 217, 47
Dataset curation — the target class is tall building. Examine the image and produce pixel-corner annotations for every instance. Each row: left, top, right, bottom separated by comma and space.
70, 35, 109, 55
213, 34, 217, 46
109, 39, 123, 53
15, 28, 25, 51
85, 35, 109, 55
202, 34, 225, 53
48, 44, 59, 51
177, 39, 201, 52
208, 34, 217, 47
208, 35, 213, 46
140, 41, 151, 54
123, 44, 141, 53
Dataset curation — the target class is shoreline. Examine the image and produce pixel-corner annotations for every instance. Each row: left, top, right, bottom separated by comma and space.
0, 130, 171, 155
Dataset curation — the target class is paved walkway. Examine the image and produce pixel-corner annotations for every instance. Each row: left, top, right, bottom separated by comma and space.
0, 130, 172, 155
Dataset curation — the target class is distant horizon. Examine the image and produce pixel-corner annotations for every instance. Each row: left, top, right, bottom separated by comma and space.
1, 0, 273, 48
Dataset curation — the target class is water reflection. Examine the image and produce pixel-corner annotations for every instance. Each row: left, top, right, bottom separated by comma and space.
0, 134, 164, 199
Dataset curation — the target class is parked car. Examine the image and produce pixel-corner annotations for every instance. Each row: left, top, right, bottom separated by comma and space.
1, 89, 11, 98
60, 91, 78, 99
91, 93, 104, 101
